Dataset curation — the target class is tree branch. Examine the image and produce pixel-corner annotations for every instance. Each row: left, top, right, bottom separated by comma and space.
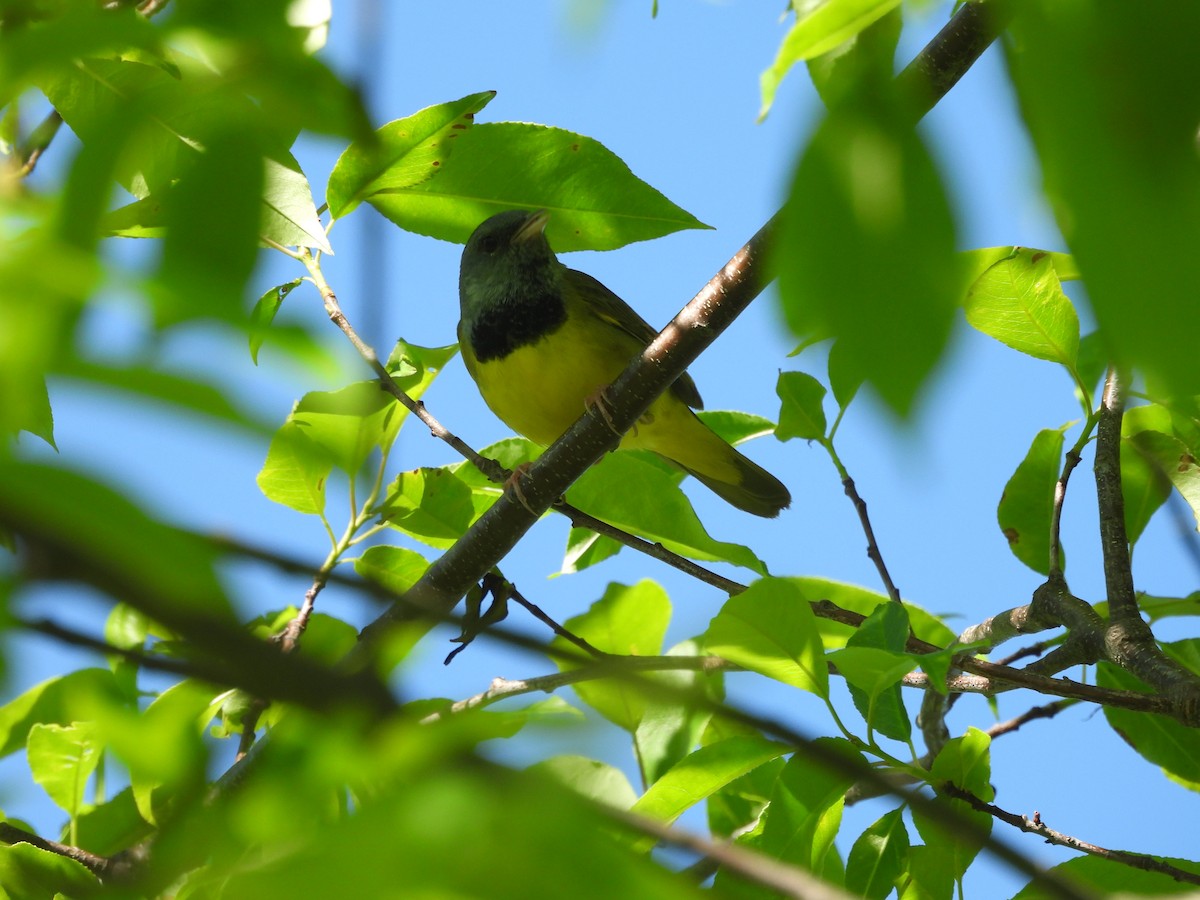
945, 785, 1200, 887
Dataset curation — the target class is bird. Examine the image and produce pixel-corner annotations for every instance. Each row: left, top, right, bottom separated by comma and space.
457, 208, 791, 518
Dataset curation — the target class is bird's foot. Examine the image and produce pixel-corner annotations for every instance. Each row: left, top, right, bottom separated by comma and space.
585, 387, 623, 438
505, 462, 539, 515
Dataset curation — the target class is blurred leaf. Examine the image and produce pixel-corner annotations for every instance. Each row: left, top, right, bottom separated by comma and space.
778, 99, 959, 415
379, 467, 477, 549
0, 842, 100, 898
1129, 428, 1200, 533
369, 121, 711, 250
706, 753, 785, 840
553, 581, 670, 731
761, 0, 902, 119
963, 248, 1080, 368
845, 808, 909, 900
28, 721, 103, 817
775, 371, 828, 442
14, 374, 55, 448
997, 427, 1066, 575
103, 680, 216, 825
73, 786, 152, 857
0, 4, 161, 106
154, 129, 264, 326
1098, 658, 1200, 792
531, 755, 639, 809
0, 463, 235, 622
627, 735, 790, 852
327, 91, 496, 218
704, 577, 829, 698
566, 452, 768, 574
1007, 4, 1200, 397
0, 670, 124, 759
212, 764, 702, 900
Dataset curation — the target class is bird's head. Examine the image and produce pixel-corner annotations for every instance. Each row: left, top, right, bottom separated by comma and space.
459, 209, 561, 320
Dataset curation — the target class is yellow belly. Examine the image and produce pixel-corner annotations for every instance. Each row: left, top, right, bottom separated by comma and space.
462, 313, 741, 486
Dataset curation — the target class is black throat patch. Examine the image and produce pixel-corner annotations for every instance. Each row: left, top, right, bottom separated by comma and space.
469, 284, 567, 363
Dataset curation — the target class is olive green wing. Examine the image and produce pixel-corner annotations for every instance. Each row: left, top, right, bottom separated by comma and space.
564, 268, 704, 410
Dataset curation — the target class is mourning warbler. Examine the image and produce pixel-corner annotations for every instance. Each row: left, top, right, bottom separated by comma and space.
457, 208, 791, 518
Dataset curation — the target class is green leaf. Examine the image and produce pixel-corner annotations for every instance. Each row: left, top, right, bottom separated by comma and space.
827, 338, 865, 410
327, 91, 497, 219
793, 576, 955, 650
1007, 5, 1200, 397
0, 842, 100, 898
627, 735, 790, 852
561, 526, 623, 575
913, 729, 993, 881
27, 722, 103, 817
0, 670, 124, 759
959, 246, 1081, 287
367, 121, 711, 250
845, 808, 910, 900
777, 100, 959, 415
704, 577, 828, 698
697, 410, 779, 447
997, 427, 1066, 575
1129, 428, 1200, 534
898, 844, 957, 900
963, 247, 1081, 367
257, 419, 335, 515
775, 371, 828, 442
566, 452, 768, 574
761, 0, 902, 119
752, 739, 864, 873
73, 786, 153, 857
379, 467, 477, 549
101, 680, 217, 825
353, 545, 430, 595
260, 153, 333, 252
805, 8, 901, 111
286, 380, 404, 475
837, 601, 914, 742
1012, 854, 1200, 899
553, 581, 671, 732
1098, 659, 1200, 791
530, 755, 639, 810
634, 639, 720, 786
250, 278, 304, 364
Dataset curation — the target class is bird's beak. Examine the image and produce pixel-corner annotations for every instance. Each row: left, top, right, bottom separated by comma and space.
513, 209, 550, 244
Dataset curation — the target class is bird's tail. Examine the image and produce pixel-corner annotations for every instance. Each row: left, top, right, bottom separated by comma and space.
677, 450, 791, 519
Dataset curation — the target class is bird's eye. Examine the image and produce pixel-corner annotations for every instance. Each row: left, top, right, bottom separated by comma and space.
479, 236, 499, 254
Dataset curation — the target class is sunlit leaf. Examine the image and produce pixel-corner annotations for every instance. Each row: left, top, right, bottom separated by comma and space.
997, 427, 1066, 575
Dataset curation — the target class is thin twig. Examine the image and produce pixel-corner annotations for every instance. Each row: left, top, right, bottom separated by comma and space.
509, 584, 607, 657
985, 699, 1074, 739
1049, 445, 1083, 578
945, 785, 1200, 887
842, 473, 902, 603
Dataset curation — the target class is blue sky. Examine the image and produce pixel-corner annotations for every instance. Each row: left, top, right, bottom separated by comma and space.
8, 1, 1199, 895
